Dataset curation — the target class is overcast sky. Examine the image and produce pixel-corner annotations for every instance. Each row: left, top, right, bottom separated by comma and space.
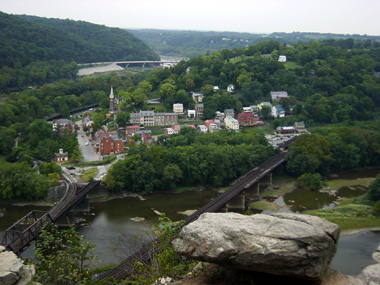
1, 0, 379, 35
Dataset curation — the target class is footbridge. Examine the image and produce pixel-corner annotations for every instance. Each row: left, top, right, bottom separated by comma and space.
97, 150, 288, 281
1, 169, 100, 255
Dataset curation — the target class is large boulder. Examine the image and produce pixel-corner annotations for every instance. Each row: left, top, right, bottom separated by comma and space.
0, 246, 34, 285
173, 212, 340, 280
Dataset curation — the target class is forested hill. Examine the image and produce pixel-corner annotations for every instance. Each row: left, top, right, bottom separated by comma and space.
129, 29, 380, 58
0, 12, 159, 68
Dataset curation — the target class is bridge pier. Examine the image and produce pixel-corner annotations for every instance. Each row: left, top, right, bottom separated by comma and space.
226, 194, 245, 211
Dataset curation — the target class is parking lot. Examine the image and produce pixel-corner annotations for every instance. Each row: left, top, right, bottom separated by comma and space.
265, 133, 300, 148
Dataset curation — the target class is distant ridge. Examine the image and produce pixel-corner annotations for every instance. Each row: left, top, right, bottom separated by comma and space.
0, 12, 160, 68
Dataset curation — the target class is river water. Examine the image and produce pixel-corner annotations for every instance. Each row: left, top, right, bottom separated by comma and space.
1, 169, 379, 275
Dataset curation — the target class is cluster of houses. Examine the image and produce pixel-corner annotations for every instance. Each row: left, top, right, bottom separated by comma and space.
50, 85, 299, 162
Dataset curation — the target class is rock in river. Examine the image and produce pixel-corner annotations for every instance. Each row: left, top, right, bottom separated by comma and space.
172, 212, 340, 281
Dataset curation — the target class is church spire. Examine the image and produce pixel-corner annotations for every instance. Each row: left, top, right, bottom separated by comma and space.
110, 86, 114, 99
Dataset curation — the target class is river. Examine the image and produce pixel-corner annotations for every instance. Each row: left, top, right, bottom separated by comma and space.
1, 169, 379, 275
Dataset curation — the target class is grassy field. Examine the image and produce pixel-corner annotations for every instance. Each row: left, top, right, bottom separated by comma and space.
307, 202, 380, 232
80, 167, 98, 182
249, 201, 277, 211
326, 177, 375, 190
152, 130, 165, 135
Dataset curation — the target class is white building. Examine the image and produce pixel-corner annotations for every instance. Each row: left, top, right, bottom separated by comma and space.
272, 105, 286, 118
188, 109, 196, 118
225, 115, 239, 131
227, 84, 235, 93
278, 55, 287, 62
197, 125, 208, 133
243, 107, 251, 113
271, 91, 289, 101
173, 103, 183, 113
213, 86, 219, 92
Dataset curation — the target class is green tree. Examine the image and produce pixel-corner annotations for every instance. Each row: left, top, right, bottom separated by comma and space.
33, 223, 97, 284
367, 174, 380, 202
159, 83, 176, 100
297, 173, 323, 191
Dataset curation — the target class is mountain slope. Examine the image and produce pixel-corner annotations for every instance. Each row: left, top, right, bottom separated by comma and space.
0, 12, 159, 67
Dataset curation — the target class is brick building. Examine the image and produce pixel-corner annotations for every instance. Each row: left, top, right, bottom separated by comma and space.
237, 113, 260, 126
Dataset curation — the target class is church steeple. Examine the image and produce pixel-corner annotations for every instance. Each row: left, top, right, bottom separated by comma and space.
110, 86, 114, 99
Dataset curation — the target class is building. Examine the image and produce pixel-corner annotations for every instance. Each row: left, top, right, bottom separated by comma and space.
277, 126, 295, 134
294, 121, 307, 133
129, 110, 178, 126
52, 119, 73, 136
135, 130, 152, 143
250, 105, 259, 113
173, 103, 184, 113
243, 107, 251, 113
188, 109, 196, 118
258, 102, 272, 110
195, 103, 204, 119
215, 111, 225, 122
54, 149, 69, 163
272, 105, 286, 118
209, 123, 220, 133
271, 91, 289, 101
278, 55, 287, 62
213, 86, 219, 92
126, 125, 140, 136
197, 125, 208, 133
204, 120, 215, 130
97, 136, 124, 155
237, 113, 260, 126
165, 127, 178, 136
227, 84, 235, 93
224, 109, 235, 118
109, 86, 119, 114
225, 115, 239, 131
192, 92, 204, 103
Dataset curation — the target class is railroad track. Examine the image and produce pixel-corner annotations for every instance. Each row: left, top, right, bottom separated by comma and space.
97, 150, 287, 281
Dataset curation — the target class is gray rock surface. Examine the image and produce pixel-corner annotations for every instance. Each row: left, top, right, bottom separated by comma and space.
0, 247, 33, 285
173, 212, 340, 280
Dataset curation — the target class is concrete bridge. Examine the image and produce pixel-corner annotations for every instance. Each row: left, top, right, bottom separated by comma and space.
78, 60, 180, 68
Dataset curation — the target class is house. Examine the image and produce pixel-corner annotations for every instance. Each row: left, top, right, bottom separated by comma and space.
173, 103, 183, 113
192, 92, 204, 103
272, 105, 286, 118
209, 123, 219, 133
258, 102, 272, 110
126, 125, 140, 136
165, 127, 178, 136
250, 105, 259, 113
227, 84, 235, 93
129, 110, 178, 126
225, 115, 239, 131
54, 149, 69, 163
52, 119, 73, 136
204, 120, 215, 130
237, 113, 260, 127
213, 86, 219, 92
197, 125, 208, 133
278, 55, 287, 62
135, 130, 152, 143
195, 103, 204, 119
224, 109, 235, 118
215, 111, 225, 122
294, 121, 307, 133
188, 109, 196, 118
243, 107, 251, 113
97, 136, 124, 155
270, 91, 289, 101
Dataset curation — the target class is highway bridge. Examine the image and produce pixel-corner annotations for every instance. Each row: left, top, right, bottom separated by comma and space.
0, 169, 99, 254
97, 150, 288, 281
78, 60, 180, 68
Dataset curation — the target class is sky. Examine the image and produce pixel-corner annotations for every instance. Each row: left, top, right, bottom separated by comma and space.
1, 0, 379, 36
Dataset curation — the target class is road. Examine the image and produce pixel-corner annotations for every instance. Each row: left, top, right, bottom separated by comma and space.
75, 120, 100, 162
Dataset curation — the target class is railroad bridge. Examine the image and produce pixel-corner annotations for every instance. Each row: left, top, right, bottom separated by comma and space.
97, 149, 290, 281
1, 170, 100, 255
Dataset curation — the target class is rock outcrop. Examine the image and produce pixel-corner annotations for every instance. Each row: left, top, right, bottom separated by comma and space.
0, 246, 34, 285
173, 212, 340, 281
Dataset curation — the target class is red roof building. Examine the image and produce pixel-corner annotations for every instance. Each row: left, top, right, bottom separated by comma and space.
97, 136, 124, 155
237, 113, 260, 126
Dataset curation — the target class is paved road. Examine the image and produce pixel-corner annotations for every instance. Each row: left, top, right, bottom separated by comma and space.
76, 120, 100, 162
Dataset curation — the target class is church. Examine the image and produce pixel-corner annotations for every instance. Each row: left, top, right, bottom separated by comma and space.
109, 86, 119, 114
